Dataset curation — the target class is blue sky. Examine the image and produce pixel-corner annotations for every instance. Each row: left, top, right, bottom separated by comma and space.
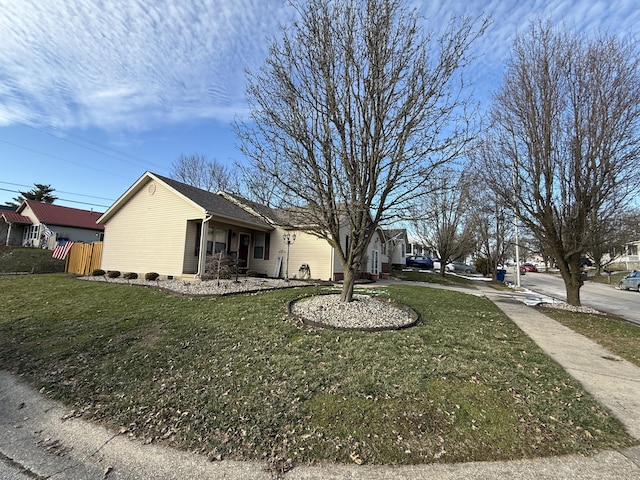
1, 0, 638, 210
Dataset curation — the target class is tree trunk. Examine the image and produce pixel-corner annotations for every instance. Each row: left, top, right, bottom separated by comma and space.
565, 276, 582, 306
341, 268, 356, 302
558, 257, 583, 306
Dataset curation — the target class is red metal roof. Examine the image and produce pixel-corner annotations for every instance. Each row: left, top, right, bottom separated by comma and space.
0, 211, 32, 224
21, 201, 104, 231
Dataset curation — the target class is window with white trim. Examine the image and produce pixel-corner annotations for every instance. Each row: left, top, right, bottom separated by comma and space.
253, 233, 265, 259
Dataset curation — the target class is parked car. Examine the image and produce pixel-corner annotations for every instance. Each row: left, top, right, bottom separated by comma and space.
520, 263, 538, 273
432, 258, 442, 270
618, 270, 640, 292
406, 255, 434, 269
580, 257, 594, 267
446, 261, 476, 273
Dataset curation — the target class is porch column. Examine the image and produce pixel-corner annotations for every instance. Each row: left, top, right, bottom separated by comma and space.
196, 217, 211, 278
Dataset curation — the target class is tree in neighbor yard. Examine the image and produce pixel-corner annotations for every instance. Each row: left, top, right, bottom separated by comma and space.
5, 183, 58, 207
170, 154, 237, 193
467, 183, 514, 279
474, 21, 640, 306
588, 209, 640, 274
410, 166, 475, 276
235, 0, 487, 302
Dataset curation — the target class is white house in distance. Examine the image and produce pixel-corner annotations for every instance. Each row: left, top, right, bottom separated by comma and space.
97, 172, 387, 281
382, 228, 408, 270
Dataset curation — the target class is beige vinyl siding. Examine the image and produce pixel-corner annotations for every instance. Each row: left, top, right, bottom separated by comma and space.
182, 220, 200, 274
101, 179, 204, 277
250, 229, 335, 281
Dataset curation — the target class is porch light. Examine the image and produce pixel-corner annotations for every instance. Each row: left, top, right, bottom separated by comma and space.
283, 232, 297, 282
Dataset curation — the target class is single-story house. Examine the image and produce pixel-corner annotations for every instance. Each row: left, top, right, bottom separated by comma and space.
97, 172, 386, 281
1, 206, 31, 246
1, 201, 104, 248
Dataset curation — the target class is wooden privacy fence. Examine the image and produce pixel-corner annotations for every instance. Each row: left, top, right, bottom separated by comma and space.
66, 242, 103, 275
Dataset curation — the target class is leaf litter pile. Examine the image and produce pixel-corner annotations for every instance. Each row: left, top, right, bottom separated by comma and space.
0, 275, 635, 473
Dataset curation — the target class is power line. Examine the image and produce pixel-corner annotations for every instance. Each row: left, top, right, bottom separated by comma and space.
0, 187, 111, 209
0, 138, 131, 179
0, 105, 167, 172
0, 181, 115, 201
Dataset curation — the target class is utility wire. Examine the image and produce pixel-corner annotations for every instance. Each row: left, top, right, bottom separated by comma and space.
0, 181, 115, 201
0, 105, 166, 172
0, 187, 111, 209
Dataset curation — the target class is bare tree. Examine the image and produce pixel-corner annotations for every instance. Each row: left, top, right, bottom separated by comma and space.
588, 209, 640, 273
236, 0, 487, 301
233, 160, 279, 207
474, 21, 640, 305
170, 154, 236, 193
410, 167, 475, 276
467, 187, 513, 279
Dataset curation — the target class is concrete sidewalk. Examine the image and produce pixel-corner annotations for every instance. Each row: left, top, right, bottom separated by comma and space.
475, 284, 640, 440
1, 282, 640, 479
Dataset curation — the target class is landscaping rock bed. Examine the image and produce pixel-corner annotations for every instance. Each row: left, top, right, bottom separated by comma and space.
78, 275, 309, 295
290, 293, 419, 331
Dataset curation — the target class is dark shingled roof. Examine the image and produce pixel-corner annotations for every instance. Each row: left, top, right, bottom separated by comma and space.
152, 174, 272, 229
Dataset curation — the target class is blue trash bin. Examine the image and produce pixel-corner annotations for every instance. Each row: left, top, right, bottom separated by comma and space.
496, 269, 506, 282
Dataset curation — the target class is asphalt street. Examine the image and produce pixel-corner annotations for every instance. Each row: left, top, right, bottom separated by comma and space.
504, 268, 640, 326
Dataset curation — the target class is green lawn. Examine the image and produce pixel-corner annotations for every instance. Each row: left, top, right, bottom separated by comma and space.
0, 246, 65, 273
0, 274, 635, 471
538, 307, 640, 367
392, 268, 476, 287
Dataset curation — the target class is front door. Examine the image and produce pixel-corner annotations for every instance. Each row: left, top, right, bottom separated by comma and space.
238, 233, 250, 271
371, 249, 379, 275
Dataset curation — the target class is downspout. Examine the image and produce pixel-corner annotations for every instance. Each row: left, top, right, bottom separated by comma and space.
196, 215, 212, 278
6, 222, 11, 246
330, 243, 335, 281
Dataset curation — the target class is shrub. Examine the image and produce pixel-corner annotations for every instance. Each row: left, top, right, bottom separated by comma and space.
145, 272, 160, 281
123, 272, 138, 280
92, 269, 106, 276
475, 258, 489, 277
107, 270, 121, 279
246, 269, 258, 277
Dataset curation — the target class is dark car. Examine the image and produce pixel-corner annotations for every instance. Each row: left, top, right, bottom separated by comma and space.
618, 270, 640, 292
580, 257, 594, 267
520, 263, 538, 273
406, 255, 434, 269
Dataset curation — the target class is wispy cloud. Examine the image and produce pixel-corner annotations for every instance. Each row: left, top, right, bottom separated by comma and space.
0, 0, 638, 132
0, 0, 293, 130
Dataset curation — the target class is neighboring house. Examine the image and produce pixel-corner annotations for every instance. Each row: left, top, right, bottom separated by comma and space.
382, 228, 407, 270
1, 206, 31, 246
97, 172, 384, 281
602, 240, 640, 270
1, 201, 104, 248
406, 237, 430, 257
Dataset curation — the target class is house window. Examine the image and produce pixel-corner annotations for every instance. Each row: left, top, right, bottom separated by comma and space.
254, 233, 265, 259
211, 228, 227, 253
23, 225, 39, 246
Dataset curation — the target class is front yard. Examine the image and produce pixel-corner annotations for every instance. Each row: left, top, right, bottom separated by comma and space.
0, 274, 635, 472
